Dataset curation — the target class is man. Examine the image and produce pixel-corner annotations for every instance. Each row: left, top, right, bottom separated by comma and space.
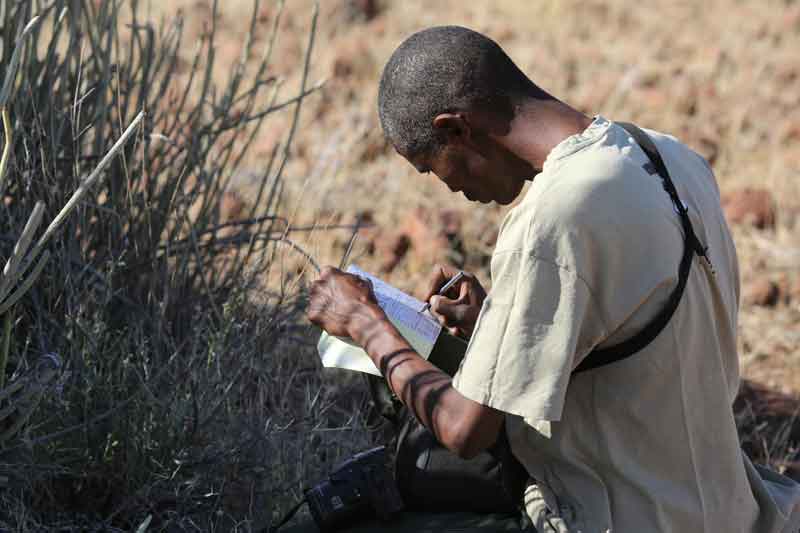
305, 26, 800, 532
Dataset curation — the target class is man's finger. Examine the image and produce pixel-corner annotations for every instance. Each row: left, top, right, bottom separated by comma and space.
458, 279, 470, 301
423, 264, 462, 301
423, 265, 448, 301
430, 295, 468, 326
430, 299, 455, 327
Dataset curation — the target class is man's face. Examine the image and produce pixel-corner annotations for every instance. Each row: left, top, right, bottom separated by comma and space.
404, 138, 532, 206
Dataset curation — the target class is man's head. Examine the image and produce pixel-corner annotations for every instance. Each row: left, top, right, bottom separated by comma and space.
378, 26, 546, 204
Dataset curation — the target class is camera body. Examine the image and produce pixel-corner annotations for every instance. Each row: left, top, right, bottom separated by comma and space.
306, 446, 404, 532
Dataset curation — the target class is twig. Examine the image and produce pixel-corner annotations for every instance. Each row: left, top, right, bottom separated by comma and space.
234, 81, 325, 127
0, 108, 11, 198
0, 310, 12, 390
339, 217, 362, 270
158, 220, 373, 251
274, 237, 321, 274
0, 201, 44, 302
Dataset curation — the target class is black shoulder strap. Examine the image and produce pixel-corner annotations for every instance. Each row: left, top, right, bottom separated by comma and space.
572, 122, 712, 374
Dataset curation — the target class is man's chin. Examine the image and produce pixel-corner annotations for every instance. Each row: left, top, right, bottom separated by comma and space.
467, 192, 506, 205
464, 187, 520, 205
470, 195, 492, 205
494, 188, 523, 205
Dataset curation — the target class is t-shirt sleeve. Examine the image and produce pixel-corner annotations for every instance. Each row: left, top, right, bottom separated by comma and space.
451, 249, 608, 422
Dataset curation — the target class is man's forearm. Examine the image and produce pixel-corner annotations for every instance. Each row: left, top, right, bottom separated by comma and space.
350, 310, 502, 458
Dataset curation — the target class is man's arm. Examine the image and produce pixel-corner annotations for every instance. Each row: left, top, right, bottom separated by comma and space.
307, 266, 502, 459
357, 306, 502, 459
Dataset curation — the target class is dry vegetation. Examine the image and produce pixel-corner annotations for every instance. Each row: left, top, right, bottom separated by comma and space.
0, 0, 798, 530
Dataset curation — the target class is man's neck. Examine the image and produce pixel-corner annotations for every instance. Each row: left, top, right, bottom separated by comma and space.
496, 99, 594, 174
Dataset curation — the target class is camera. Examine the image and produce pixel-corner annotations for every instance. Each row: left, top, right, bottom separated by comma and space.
306, 446, 404, 532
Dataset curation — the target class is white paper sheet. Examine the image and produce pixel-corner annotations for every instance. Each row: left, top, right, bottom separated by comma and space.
316, 265, 442, 375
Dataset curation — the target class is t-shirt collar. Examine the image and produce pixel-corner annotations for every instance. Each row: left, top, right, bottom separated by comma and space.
541, 115, 611, 173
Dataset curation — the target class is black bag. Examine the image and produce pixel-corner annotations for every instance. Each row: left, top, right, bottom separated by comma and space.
363, 121, 712, 515
364, 331, 529, 514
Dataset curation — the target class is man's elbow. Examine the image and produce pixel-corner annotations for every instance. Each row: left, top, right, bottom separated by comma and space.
444, 418, 497, 460
453, 438, 486, 460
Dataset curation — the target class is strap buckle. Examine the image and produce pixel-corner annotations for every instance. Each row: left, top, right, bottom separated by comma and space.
694, 242, 716, 276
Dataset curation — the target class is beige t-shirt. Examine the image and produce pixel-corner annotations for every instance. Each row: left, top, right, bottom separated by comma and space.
452, 116, 800, 532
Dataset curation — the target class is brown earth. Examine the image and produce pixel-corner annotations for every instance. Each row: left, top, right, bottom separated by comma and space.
723, 187, 777, 230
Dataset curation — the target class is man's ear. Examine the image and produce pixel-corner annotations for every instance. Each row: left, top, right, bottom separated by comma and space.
432, 113, 471, 144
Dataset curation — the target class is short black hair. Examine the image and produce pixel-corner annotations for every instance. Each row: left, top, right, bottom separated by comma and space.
378, 26, 540, 158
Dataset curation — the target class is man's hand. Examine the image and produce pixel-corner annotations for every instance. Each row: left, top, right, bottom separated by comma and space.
307, 266, 387, 342
423, 264, 487, 339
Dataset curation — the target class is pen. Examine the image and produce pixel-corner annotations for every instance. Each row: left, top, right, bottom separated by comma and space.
419, 271, 465, 314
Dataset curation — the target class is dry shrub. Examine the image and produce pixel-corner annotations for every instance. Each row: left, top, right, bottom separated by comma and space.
0, 1, 376, 530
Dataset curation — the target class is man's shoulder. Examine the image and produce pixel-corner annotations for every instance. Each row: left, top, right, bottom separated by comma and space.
501, 147, 676, 248
492, 124, 698, 309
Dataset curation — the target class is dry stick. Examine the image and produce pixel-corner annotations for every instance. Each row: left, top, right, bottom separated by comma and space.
0, 202, 45, 301
235, 82, 325, 127
0, 311, 11, 390
163, 219, 374, 251
339, 218, 362, 270
125, 223, 361, 275
158, 232, 321, 274
0, 109, 11, 199
273, 238, 321, 274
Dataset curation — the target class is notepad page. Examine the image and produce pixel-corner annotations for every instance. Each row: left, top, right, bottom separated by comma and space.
347, 265, 441, 345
